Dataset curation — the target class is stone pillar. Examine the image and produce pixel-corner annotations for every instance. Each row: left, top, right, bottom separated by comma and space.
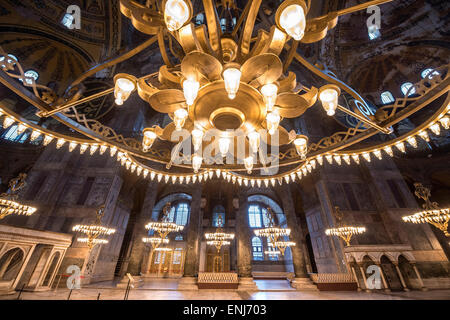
393, 262, 410, 291
412, 263, 428, 291
126, 182, 158, 276
235, 194, 258, 291
279, 185, 317, 291
358, 263, 371, 292
351, 265, 362, 292
178, 188, 202, 290
376, 263, 391, 292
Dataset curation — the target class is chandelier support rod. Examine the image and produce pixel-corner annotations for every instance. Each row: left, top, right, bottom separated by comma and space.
336, 104, 391, 134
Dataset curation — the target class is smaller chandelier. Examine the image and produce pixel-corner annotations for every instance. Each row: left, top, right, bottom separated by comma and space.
0, 173, 36, 220
142, 237, 170, 249
145, 202, 184, 240
403, 183, 450, 237
254, 207, 295, 256
325, 207, 366, 246
205, 216, 234, 252
73, 205, 116, 249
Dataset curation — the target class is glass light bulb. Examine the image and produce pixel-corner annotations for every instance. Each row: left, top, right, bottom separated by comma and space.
261, 83, 278, 112
266, 110, 280, 135
143, 128, 157, 152
191, 128, 204, 151
294, 136, 308, 158
248, 131, 260, 154
439, 116, 449, 129
319, 88, 339, 116
183, 79, 199, 106
30, 130, 41, 141
218, 137, 230, 156
114, 78, 135, 106
174, 108, 188, 131
244, 156, 254, 174
192, 154, 202, 173
2, 116, 14, 129
164, 0, 190, 32
17, 123, 27, 135
223, 68, 241, 100
279, 4, 306, 41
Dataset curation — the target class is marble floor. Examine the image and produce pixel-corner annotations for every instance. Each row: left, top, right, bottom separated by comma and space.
0, 280, 449, 300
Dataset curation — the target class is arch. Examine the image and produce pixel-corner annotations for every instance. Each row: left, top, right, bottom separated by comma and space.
380, 255, 403, 291
0, 247, 25, 282
251, 236, 263, 261
398, 254, 417, 289
380, 91, 395, 104
212, 205, 225, 227
42, 251, 61, 287
400, 82, 416, 96
151, 192, 192, 221
421, 68, 440, 79
247, 194, 285, 226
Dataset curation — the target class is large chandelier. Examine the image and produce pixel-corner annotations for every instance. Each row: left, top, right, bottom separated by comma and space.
254, 207, 295, 256
0, 173, 37, 220
403, 183, 450, 237
205, 215, 234, 252
0, 0, 449, 186
72, 205, 116, 249
325, 207, 366, 246
145, 202, 184, 244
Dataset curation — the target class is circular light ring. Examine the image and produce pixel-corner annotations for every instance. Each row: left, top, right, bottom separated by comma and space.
402, 208, 450, 224
77, 238, 108, 245
72, 224, 116, 235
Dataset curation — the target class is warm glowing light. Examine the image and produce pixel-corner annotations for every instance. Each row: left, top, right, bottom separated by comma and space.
192, 154, 202, 173
43, 135, 53, 146
174, 108, 188, 131
248, 131, 260, 154
325, 226, 366, 246
68, 142, 77, 152
2, 116, 14, 129
384, 146, 394, 157
395, 141, 406, 153
114, 77, 135, 105
293, 135, 308, 158
407, 136, 418, 148
429, 122, 441, 135
164, 0, 190, 32
244, 156, 254, 174
319, 85, 340, 116
100, 145, 108, 155
191, 128, 204, 151
261, 83, 278, 111
142, 128, 157, 152
418, 130, 430, 142
362, 152, 371, 162
17, 124, 27, 135
279, 4, 306, 41
223, 67, 241, 99
183, 79, 199, 106
351, 154, 360, 164
30, 130, 41, 141
266, 110, 280, 135
218, 137, 230, 156
343, 155, 351, 165
373, 149, 382, 160
333, 155, 342, 165
56, 138, 66, 149
438, 116, 449, 129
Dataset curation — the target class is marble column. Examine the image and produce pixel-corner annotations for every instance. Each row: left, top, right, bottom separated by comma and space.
178, 187, 202, 290
393, 262, 410, 291
279, 185, 317, 290
126, 181, 158, 276
236, 194, 258, 290
358, 263, 371, 292
350, 265, 362, 291
412, 263, 428, 291
376, 263, 391, 292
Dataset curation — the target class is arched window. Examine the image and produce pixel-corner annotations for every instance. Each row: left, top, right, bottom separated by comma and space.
0, 54, 18, 67
400, 82, 416, 96
368, 24, 380, 40
21, 70, 39, 85
195, 13, 204, 25
421, 68, 439, 79
380, 91, 395, 104
248, 204, 270, 228
61, 13, 74, 28
252, 237, 263, 261
173, 202, 189, 226
1, 125, 28, 143
212, 205, 225, 227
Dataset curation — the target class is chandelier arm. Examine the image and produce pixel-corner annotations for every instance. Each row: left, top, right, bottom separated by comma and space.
202, 0, 223, 58
237, 0, 262, 61
158, 28, 175, 67
230, 0, 252, 38
335, 104, 391, 134
63, 35, 158, 96
283, 40, 298, 74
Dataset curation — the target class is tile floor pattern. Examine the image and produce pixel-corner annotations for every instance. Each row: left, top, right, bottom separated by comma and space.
0, 280, 449, 300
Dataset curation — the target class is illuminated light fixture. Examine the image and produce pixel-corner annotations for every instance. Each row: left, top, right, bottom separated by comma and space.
293, 135, 308, 159
113, 74, 136, 106
276, 1, 306, 41
325, 154, 333, 164
131, 164, 137, 173
248, 131, 260, 154
142, 128, 158, 152
2, 116, 14, 129
56, 138, 66, 149
164, 175, 170, 183
373, 149, 382, 160
43, 135, 53, 146
182, 79, 199, 106
17, 123, 27, 135
192, 154, 202, 173
77, 238, 108, 246
137, 166, 143, 176
218, 137, 231, 156
191, 128, 204, 151
142, 237, 170, 249
79, 144, 88, 154
407, 136, 418, 148
362, 152, 371, 162
402, 183, 450, 237
99, 145, 108, 155
110, 146, 117, 157
319, 84, 341, 116
125, 160, 131, 170
290, 173, 296, 181
30, 130, 41, 141
266, 110, 281, 135
418, 130, 430, 142
351, 154, 360, 164
144, 169, 149, 178
261, 83, 278, 112
0, 173, 37, 220
244, 156, 254, 174
310, 159, 316, 169
68, 142, 77, 152
164, 0, 191, 32
173, 108, 188, 131
73, 205, 116, 250
343, 155, 351, 165
325, 207, 366, 246
429, 122, 441, 135
223, 66, 241, 100
438, 116, 449, 129
333, 155, 342, 165
185, 175, 191, 184
384, 146, 394, 157
395, 141, 406, 153
90, 144, 99, 155
316, 155, 323, 166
